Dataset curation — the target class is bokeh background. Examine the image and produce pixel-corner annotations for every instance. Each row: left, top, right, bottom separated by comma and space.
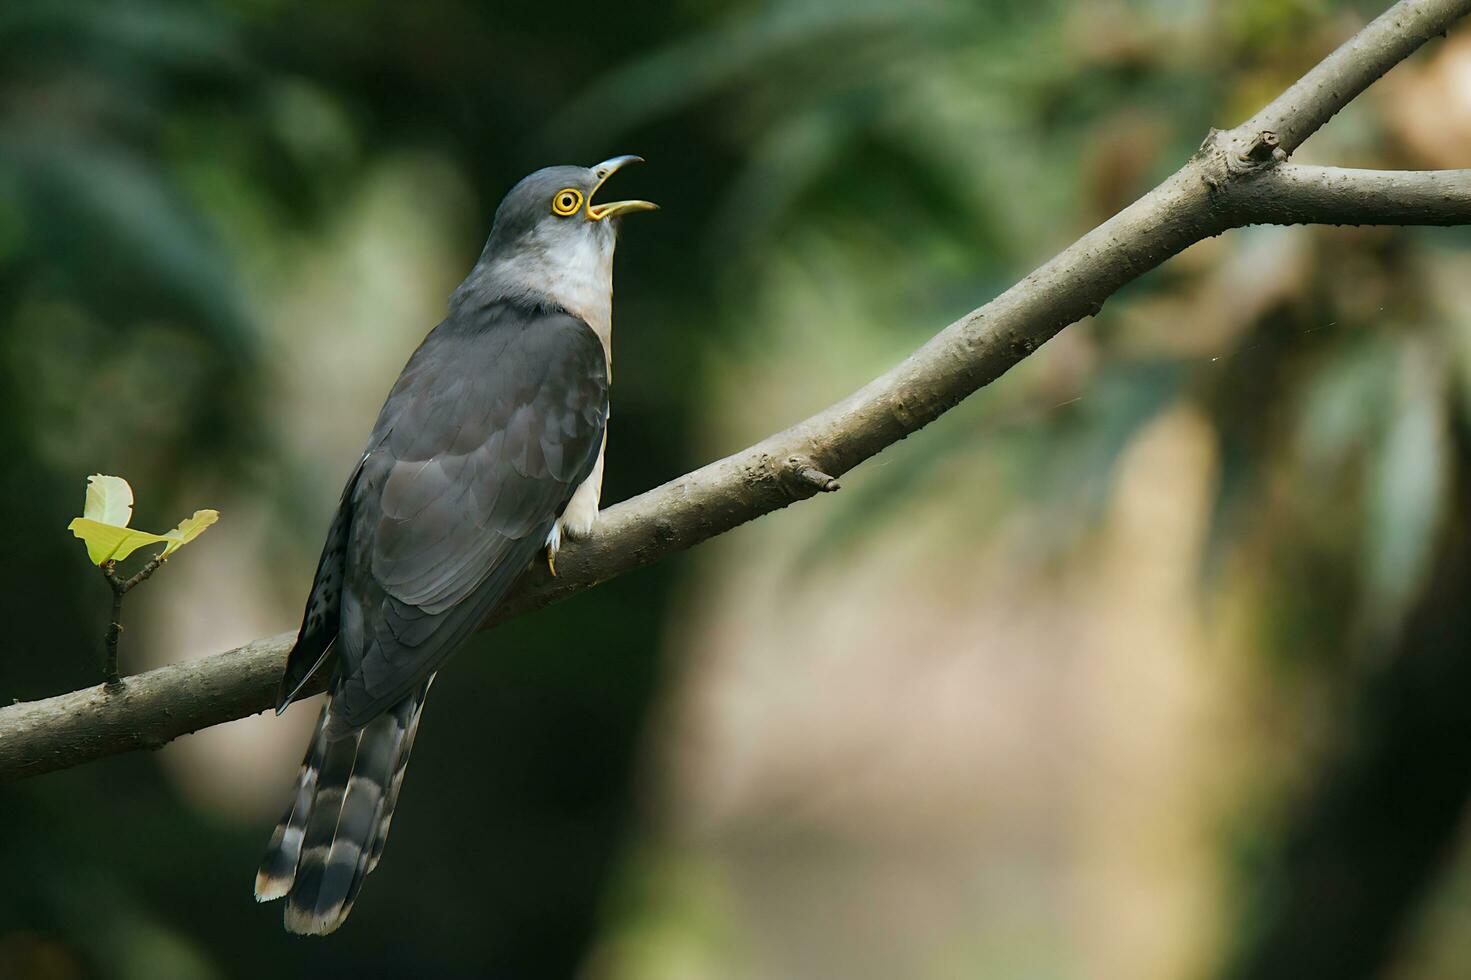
4, 0, 1471, 977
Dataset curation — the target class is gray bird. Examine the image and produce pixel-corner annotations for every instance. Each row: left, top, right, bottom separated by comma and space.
253, 157, 655, 935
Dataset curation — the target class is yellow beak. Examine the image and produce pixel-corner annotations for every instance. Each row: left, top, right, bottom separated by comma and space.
587, 155, 658, 220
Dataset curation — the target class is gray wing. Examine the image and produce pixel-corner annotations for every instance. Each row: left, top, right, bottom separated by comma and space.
277, 460, 364, 710
330, 302, 608, 730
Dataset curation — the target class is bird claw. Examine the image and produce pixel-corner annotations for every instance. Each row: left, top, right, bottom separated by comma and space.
544, 523, 561, 577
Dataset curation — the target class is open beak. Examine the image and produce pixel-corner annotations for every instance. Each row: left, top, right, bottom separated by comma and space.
587, 155, 658, 220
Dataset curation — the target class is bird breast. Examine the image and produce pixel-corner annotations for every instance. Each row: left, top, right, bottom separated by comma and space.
543, 234, 615, 373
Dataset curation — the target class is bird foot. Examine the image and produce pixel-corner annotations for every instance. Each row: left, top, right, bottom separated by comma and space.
544, 523, 561, 577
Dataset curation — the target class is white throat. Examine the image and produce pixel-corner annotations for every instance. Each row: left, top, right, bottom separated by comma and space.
484, 227, 616, 375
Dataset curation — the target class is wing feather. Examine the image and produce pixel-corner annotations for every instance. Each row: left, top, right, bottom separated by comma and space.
328, 301, 608, 731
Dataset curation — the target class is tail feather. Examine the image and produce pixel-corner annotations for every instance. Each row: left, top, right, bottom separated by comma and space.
367, 677, 430, 873
283, 723, 366, 934
255, 677, 433, 935
253, 705, 331, 902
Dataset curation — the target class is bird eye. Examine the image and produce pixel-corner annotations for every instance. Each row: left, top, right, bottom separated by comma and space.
551, 188, 583, 216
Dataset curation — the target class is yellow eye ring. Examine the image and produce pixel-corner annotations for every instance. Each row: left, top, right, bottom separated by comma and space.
551, 188, 583, 216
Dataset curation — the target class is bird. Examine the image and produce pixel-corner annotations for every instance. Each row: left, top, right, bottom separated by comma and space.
252, 156, 656, 935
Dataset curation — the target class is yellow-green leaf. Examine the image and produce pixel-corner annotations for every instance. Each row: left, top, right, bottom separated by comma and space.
83, 474, 135, 527
159, 509, 219, 556
67, 518, 171, 565
66, 475, 220, 565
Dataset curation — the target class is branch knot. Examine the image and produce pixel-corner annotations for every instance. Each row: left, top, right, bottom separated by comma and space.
1225, 130, 1287, 178
782, 455, 841, 498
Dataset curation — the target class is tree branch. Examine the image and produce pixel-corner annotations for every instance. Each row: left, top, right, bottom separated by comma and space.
1237, 0, 1471, 156
1229, 165, 1471, 227
4, 0, 1471, 784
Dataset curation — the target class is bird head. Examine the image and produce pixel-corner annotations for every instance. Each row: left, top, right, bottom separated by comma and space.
483, 155, 656, 257
467, 156, 655, 316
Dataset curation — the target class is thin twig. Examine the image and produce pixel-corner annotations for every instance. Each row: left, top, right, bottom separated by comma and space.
97, 553, 168, 687
122, 555, 167, 593
101, 562, 125, 687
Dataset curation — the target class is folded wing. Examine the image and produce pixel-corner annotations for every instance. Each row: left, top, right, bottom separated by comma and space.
328, 302, 609, 730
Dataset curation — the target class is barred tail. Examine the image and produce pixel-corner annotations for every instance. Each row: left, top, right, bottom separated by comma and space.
254, 676, 433, 935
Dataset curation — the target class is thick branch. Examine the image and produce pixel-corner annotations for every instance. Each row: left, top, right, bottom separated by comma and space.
3, 0, 1470, 784
1, 632, 294, 783
1228, 165, 1471, 227
1238, 0, 1471, 156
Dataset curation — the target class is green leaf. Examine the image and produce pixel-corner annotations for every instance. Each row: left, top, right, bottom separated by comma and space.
82, 473, 135, 527
159, 509, 219, 557
66, 519, 171, 565
66, 475, 219, 565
